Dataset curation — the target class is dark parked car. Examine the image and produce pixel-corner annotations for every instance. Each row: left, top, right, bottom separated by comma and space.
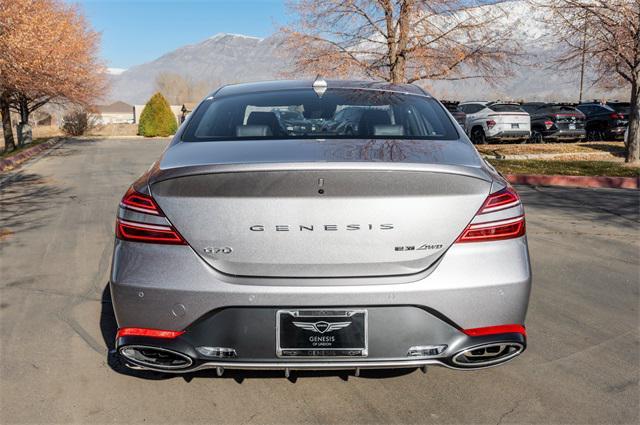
273, 110, 320, 135
441, 101, 466, 127
323, 106, 394, 136
606, 102, 631, 119
576, 102, 628, 141
521, 103, 586, 143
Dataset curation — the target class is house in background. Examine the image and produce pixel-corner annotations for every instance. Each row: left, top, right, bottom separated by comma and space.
95, 101, 134, 124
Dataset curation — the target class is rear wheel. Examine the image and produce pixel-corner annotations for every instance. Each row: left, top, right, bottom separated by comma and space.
471, 127, 487, 145
530, 130, 544, 144
587, 129, 603, 141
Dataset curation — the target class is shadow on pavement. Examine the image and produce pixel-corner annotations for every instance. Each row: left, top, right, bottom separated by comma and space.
99, 284, 417, 382
517, 185, 639, 225
0, 172, 68, 242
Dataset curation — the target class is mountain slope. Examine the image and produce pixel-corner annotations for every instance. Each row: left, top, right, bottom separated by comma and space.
108, 33, 290, 104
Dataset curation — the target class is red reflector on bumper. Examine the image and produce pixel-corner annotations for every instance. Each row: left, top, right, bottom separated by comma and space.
463, 324, 526, 337
116, 327, 185, 339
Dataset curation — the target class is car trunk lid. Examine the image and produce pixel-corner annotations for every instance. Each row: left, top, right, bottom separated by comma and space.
149, 138, 491, 278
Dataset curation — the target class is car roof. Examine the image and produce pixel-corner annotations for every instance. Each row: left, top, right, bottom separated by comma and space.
211, 80, 429, 98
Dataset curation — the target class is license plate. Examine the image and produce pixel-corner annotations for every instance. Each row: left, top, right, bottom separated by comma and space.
569, 124, 576, 130
276, 309, 368, 357
511, 123, 519, 129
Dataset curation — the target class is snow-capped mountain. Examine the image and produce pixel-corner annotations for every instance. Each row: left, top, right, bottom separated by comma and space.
107, 1, 628, 104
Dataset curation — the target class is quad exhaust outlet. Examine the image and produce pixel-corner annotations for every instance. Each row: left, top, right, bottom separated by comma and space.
119, 345, 193, 370
451, 342, 524, 368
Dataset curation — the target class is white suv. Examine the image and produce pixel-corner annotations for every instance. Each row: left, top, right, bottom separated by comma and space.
459, 101, 531, 144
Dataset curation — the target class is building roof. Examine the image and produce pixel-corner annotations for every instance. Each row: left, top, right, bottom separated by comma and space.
96, 101, 133, 114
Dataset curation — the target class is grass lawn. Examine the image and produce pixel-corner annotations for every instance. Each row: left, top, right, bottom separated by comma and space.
489, 159, 640, 178
1, 138, 51, 159
477, 141, 625, 157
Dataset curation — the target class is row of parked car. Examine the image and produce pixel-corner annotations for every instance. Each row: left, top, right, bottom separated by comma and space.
443, 100, 630, 144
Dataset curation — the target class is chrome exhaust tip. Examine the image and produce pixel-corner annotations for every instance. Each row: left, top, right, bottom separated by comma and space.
452, 342, 524, 368
119, 345, 193, 370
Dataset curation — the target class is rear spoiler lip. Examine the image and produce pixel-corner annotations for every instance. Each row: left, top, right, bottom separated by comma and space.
148, 162, 493, 185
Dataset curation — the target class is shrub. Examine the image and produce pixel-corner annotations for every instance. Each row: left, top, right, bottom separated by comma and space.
62, 109, 97, 136
138, 92, 177, 137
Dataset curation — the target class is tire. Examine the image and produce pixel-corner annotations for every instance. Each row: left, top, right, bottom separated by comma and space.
587, 129, 603, 141
471, 127, 487, 145
530, 130, 544, 144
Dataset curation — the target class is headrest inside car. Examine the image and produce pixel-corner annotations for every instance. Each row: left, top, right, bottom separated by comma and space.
373, 125, 404, 136
236, 125, 273, 137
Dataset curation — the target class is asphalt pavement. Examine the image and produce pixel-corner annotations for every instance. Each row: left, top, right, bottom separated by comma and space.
0, 138, 638, 424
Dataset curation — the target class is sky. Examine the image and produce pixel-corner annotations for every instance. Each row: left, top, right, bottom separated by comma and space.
67, 0, 288, 70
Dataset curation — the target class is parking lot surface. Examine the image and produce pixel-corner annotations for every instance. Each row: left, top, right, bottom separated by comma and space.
1, 138, 638, 424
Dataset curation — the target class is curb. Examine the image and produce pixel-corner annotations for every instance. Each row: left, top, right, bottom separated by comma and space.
506, 174, 639, 189
0, 137, 63, 173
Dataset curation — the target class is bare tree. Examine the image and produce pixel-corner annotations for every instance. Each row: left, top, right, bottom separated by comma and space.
155, 72, 214, 105
0, 0, 106, 151
281, 0, 519, 84
531, 0, 639, 163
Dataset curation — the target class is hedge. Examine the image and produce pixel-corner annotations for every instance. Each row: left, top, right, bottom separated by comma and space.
138, 92, 177, 137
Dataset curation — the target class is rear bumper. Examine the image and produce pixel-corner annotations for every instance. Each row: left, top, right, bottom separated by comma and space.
110, 237, 532, 331
115, 307, 527, 372
543, 129, 586, 140
487, 130, 531, 141
606, 126, 628, 138
110, 236, 531, 371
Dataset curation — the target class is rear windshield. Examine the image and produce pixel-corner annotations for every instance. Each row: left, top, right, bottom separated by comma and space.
521, 104, 544, 113
547, 106, 580, 113
488, 104, 526, 113
608, 104, 630, 114
182, 89, 458, 141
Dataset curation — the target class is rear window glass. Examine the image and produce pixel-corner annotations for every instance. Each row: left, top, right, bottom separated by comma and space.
488, 104, 526, 113
521, 104, 544, 113
182, 89, 458, 141
608, 104, 630, 114
547, 106, 580, 113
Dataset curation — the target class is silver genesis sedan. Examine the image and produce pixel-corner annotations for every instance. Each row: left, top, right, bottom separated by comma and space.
110, 80, 531, 375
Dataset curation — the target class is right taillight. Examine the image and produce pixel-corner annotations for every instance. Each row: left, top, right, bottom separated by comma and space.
478, 186, 521, 214
456, 186, 525, 243
116, 187, 186, 245
456, 216, 526, 243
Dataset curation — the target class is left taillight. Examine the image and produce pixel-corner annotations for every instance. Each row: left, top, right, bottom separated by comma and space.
116, 187, 186, 245
456, 186, 525, 243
